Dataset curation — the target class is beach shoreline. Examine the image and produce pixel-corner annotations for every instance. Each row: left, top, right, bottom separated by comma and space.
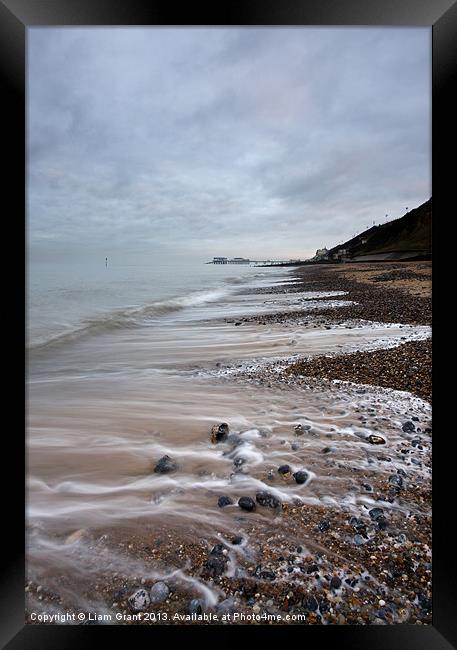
26, 261, 432, 626
234, 261, 431, 403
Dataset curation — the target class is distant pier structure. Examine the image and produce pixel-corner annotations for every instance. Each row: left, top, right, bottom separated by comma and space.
209, 256, 250, 264
207, 256, 305, 266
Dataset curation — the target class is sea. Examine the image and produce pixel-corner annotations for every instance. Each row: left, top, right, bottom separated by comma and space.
26, 256, 431, 618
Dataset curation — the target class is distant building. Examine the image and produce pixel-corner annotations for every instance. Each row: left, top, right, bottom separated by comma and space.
314, 247, 329, 260
332, 248, 350, 261
229, 257, 250, 264
213, 256, 228, 264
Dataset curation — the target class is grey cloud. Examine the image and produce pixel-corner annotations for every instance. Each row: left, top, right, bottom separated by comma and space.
28, 27, 430, 260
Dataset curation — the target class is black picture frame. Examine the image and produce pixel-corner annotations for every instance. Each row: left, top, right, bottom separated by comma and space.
1, 0, 454, 647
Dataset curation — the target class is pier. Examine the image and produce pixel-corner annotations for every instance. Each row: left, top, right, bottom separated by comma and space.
207, 256, 305, 266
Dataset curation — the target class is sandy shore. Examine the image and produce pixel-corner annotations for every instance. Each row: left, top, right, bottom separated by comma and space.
26, 261, 432, 626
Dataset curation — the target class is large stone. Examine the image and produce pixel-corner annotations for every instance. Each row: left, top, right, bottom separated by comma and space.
238, 496, 256, 512
150, 581, 170, 604
278, 464, 292, 478
128, 589, 151, 612
210, 423, 229, 443
293, 470, 309, 484
369, 507, 385, 521
153, 455, 178, 474
218, 495, 233, 508
255, 491, 281, 509
366, 435, 386, 445
402, 421, 416, 433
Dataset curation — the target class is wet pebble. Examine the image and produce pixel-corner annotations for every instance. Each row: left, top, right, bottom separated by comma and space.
278, 464, 292, 478
189, 599, 205, 615
350, 517, 367, 532
367, 435, 386, 445
256, 491, 281, 508
238, 496, 256, 512
128, 589, 150, 612
294, 424, 311, 436
233, 456, 247, 469
369, 507, 385, 521
150, 581, 170, 604
293, 470, 309, 484
389, 474, 404, 488
153, 455, 178, 474
402, 421, 416, 433
377, 516, 389, 530
218, 496, 233, 508
210, 422, 229, 443
260, 569, 276, 581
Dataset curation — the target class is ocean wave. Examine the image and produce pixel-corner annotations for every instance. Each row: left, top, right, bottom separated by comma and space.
28, 287, 231, 351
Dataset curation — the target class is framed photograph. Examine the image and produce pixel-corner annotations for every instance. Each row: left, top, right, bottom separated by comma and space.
1, 0, 454, 647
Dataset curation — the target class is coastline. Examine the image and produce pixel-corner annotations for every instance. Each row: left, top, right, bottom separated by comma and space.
26, 261, 432, 626
236, 261, 431, 403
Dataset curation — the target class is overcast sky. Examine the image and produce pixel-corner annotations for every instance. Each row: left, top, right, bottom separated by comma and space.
28, 27, 431, 262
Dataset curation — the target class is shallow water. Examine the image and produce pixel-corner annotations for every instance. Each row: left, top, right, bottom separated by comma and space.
27, 267, 431, 617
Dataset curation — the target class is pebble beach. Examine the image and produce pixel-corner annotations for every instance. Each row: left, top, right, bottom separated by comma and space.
26, 261, 432, 626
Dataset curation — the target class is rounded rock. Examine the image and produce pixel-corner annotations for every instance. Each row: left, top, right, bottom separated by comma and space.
402, 421, 416, 433
293, 470, 309, 484
218, 495, 233, 508
154, 455, 178, 474
128, 589, 151, 612
369, 507, 384, 521
278, 464, 292, 477
150, 581, 170, 604
210, 423, 229, 444
389, 474, 404, 488
189, 598, 205, 615
238, 496, 256, 512
255, 491, 281, 509
366, 434, 386, 445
